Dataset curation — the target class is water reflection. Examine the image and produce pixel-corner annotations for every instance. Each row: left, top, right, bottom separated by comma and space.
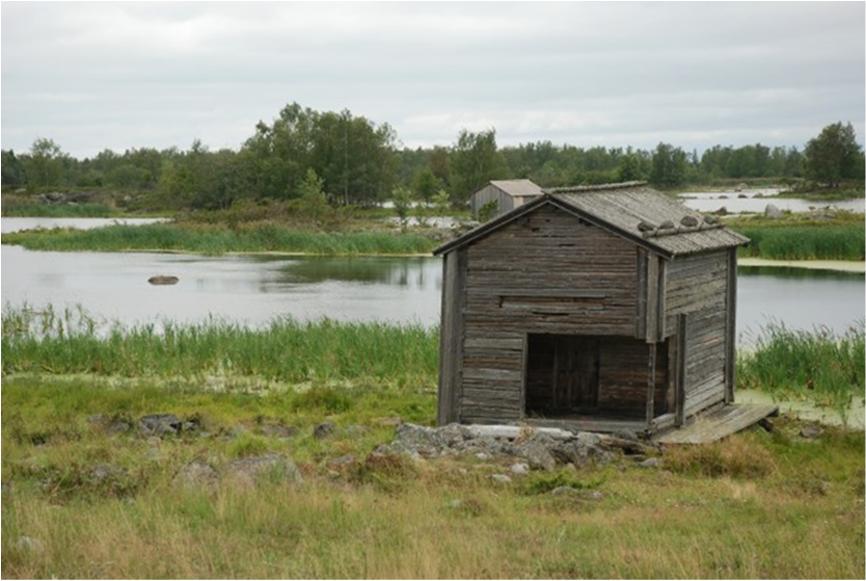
1, 243, 862, 341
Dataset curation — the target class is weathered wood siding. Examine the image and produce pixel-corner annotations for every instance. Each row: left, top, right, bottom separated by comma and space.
437, 249, 466, 425
470, 185, 526, 218
664, 250, 730, 418
458, 203, 639, 423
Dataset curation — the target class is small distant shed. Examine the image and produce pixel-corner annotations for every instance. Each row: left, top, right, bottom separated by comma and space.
435, 181, 756, 436
470, 179, 543, 219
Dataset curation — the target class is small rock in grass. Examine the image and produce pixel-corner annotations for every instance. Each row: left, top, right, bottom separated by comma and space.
475, 452, 491, 461
259, 422, 297, 439
225, 453, 303, 486
88, 463, 125, 485
490, 474, 512, 485
638, 457, 661, 468
800, 424, 823, 440
139, 414, 182, 437
326, 454, 357, 472
550, 486, 604, 501
313, 422, 336, 439
174, 460, 219, 489
510, 462, 529, 476
14, 536, 45, 555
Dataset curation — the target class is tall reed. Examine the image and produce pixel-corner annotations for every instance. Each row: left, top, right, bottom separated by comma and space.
1, 222, 437, 255
2, 306, 438, 383
737, 322, 865, 421
736, 225, 865, 260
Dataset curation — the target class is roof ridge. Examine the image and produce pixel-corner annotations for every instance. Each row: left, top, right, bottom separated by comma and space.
544, 181, 647, 194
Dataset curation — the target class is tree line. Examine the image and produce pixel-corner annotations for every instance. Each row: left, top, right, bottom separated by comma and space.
2, 102, 862, 210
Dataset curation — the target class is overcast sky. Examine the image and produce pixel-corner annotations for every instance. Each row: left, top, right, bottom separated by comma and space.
2, 2, 864, 158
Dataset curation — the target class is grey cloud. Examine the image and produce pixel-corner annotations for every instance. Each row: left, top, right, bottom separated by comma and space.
2, 2, 863, 157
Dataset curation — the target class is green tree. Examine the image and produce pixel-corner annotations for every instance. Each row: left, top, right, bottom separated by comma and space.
413, 167, 440, 203
391, 185, 414, 230
617, 153, 645, 182
650, 143, 688, 187
804, 122, 864, 186
449, 129, 507, 203
22, 138, 66, 190
432, 189, 451, 215
1, 150, 26, 188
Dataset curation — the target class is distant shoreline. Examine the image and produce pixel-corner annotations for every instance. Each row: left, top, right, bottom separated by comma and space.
738, 257, 865, 273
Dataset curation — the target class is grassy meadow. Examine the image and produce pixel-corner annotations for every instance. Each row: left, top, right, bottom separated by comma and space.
2, 308, 864, 578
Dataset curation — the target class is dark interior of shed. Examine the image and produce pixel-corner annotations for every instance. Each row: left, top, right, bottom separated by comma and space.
524, 333, 669, 420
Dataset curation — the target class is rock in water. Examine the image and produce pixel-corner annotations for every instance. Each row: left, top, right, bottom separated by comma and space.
148, 275, 179, 285
764, 204, 783, 218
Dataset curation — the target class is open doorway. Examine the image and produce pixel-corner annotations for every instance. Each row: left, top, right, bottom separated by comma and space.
525, 334, 669, 420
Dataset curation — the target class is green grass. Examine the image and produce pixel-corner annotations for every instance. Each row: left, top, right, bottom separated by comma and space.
1, 373, 863, 578
734, 225, 865, 260
2, 306, 439, 384
738, 322, 865, 421
1, 222, 438, 256
2, 308, 863, 577
1, 202, 117, 218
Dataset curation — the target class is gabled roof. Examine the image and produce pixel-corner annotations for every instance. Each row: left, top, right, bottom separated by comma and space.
434, 181, 749, 258
485, 179, 544, 197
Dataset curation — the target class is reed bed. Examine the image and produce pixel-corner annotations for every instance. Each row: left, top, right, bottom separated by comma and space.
737, 322, 865, 420
1, 222, 437, 255
5, 307, 863, 413
1, 202, 115, 218
2, 306, 439, 384
734, 225, 865, 260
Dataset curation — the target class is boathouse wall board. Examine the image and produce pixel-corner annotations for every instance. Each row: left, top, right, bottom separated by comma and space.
436, 248, 467, 424
664, 250, 730, 419
458, 204, 642, 423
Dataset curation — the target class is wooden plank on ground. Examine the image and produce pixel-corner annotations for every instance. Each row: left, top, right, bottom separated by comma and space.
653, 403, 779, 445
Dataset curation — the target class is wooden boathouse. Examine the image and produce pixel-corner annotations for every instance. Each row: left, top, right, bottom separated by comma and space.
435, 181, 755, 436
469, 179, 543, 219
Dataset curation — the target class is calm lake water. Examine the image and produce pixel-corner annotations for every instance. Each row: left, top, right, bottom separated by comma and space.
679, 190, 865, 214
0, 217, 167, 234
2, 238, 863, 344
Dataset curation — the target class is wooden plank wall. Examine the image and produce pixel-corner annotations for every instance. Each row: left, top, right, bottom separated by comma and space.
437, 249, 467, 425
664, 250, 729, 418
470, 185, 514, 218
458, 204, 639, 423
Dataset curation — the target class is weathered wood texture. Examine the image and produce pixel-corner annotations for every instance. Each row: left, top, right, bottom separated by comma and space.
524, 334, 668, 421
437, 249, 466, 425
654, 404, 779, 445
470, 184, 516, 218
664, 250, 730, 419
458, 204, 640, 423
